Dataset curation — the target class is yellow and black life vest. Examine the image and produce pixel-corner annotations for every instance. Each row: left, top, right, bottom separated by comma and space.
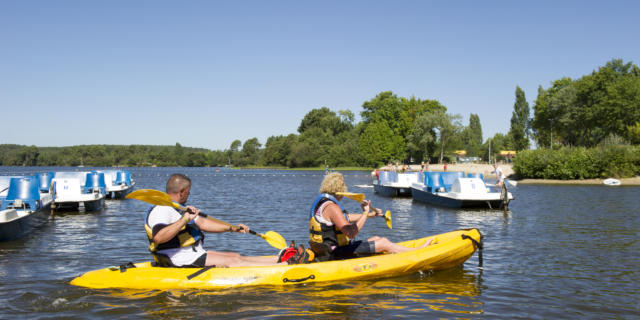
145, 205, 205, 258
309, 194, 350, 247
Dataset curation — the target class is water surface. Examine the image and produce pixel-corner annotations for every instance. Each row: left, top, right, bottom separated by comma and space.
0, 167, 638, 318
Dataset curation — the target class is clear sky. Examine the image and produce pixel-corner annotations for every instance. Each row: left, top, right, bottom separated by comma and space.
2, 1, 639, 150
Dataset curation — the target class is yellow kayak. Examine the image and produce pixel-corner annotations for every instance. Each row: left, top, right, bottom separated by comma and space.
70, 228, 482, 290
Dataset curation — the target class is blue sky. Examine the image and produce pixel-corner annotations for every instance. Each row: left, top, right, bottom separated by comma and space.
2, 1, 638, 150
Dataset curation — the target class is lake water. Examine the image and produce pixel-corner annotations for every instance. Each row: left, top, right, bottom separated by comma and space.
0, 167, 638, 319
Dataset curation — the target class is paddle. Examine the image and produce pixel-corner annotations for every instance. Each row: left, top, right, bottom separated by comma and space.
336, 192, 365, 202
126, 189, 287, 250
336, 192, 392, 229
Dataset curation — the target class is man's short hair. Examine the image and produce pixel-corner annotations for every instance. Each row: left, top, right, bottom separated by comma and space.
166, 174, 191, 194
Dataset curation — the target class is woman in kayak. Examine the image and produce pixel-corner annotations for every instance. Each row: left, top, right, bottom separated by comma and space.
309, 173, 432, 260
146, 174, 286, 267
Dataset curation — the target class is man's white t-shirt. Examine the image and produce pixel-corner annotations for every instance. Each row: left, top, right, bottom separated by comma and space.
147, 206, 205, 266
493, 166, 504, 183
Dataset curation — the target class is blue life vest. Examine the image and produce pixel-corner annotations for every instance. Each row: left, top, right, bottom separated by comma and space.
309, 194, 350, 247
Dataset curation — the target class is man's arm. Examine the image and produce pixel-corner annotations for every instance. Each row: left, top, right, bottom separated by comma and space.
152, 212, 191, 244
195, 215, 235, 233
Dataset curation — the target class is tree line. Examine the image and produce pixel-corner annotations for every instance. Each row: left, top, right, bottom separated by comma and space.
0, 92, 494, 168
2, 59, 638, 171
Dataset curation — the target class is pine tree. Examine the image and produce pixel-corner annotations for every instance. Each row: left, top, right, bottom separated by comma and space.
508, 86, 531, 150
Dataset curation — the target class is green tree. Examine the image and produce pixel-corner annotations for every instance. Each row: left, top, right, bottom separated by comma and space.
328, 129, 362, 167
409, 110, 462, 163
460, 114, 483, 156
508, 86, 531, 151
262, 134, 298, 167
482, 133, 510, 163
291, 107, 356, 167
627, 122, 640, 144
361, 91, 446, 162
532, 59, 640, 147
239, 137, 262, 166
358, 121, 405, 167
298, 107, 353, 135
18, 145, 40, 166
407, 116, 437, 162
227, 140, 242, 166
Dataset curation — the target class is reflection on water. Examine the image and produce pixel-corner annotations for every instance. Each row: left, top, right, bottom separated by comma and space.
1, 167, 639, 318
89, 267, 483, 318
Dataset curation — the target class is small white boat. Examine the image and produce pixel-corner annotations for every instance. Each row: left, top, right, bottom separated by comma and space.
0, 176, 53, 241
99, 170, 136, 199
603, 178, 621, 186
51, 172, 105, 211
411, 172, 514, 209
373, 171, 419, 197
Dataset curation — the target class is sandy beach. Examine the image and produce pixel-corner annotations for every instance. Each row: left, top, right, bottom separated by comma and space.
382, 163, 640, 186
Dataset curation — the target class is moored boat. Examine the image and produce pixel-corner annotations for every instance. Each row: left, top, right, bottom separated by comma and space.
373, 171, 419, 197
51, 171, 106, 211
0, 176, 52, 241
70, 228, 482, 290
411, 172, 513, 209
100, 170, 136, 199
603, 178, 621, 186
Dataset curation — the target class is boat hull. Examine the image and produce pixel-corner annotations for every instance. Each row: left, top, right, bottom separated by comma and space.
53, 193, 105, 211
373, 172, 418, 197
70, 229, 482, 290
0, 204, 51, 242
411, 186, 508, 209
107, 182, 136, 199
373, 184, 411, 197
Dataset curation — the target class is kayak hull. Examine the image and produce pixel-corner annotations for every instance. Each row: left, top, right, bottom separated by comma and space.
70, 229, 481, 290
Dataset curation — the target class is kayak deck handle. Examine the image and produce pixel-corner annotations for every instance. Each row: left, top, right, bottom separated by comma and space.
283, 274, 315, 283
461, 234, 483, 267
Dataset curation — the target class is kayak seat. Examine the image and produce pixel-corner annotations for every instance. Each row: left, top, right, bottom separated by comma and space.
152, 253, 177, 267
308, 241, 332, 262
151, 253, 216, 268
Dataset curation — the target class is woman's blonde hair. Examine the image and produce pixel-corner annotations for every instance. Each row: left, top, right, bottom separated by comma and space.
319, 172, 347, 194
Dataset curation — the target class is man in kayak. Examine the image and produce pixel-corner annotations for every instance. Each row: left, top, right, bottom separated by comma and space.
146, 174, 285, 267
309, 173, 432, 260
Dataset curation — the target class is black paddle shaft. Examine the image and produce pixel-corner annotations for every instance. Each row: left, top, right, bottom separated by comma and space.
188, 211, 258, 236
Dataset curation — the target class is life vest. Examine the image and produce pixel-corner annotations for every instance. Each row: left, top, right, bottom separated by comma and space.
308, 194, 350, 248
145, 205, 205, 259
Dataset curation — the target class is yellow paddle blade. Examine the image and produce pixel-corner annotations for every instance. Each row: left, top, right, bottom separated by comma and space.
263, 231, 287, 250
127, 188, 171, 200
383, 210, 392, 229
336, 192, 365, 202
126, 189, 182, 209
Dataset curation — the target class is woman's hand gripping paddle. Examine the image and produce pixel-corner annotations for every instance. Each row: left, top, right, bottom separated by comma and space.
336, 192, 392, 229
126, 189, 287, 250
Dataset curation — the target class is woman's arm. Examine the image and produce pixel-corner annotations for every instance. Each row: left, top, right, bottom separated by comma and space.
327, 202, 371, 239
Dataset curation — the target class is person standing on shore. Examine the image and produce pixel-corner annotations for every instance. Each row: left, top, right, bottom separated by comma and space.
490, 163, 505, 187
